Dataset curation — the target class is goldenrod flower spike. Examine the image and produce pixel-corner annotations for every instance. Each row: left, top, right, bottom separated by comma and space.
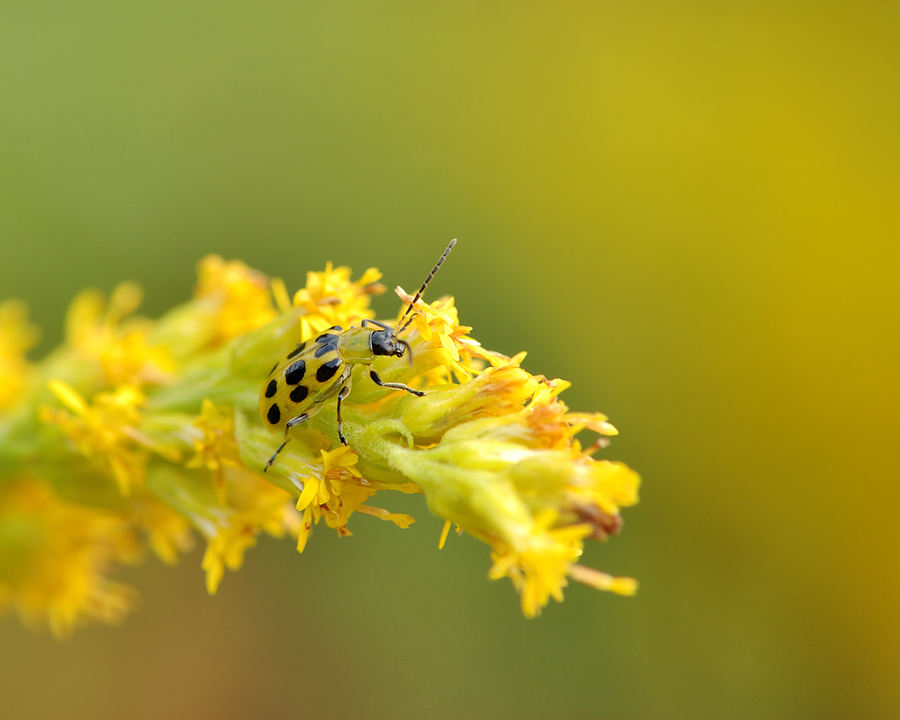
0, 253, 639, 636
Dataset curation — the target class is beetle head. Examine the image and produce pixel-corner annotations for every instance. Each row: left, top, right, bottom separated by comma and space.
371, 329, 413, 363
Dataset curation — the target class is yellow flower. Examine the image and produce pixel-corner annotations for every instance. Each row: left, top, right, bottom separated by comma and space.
291, 262, 385, 340
40, 380, 180, 496
186, 399, 243, 500
194, 255, 277, 345
65, 284, 174, 388
0, 480, 140, 639
484, 508, 637, 618
487, 511, 592, 617
384, 355, 640, 614
200, 469, 297, 594
130, 496, 195, 566
394, 289, 476, 382
290, 446, 415, 554
0, 251, 640, 634
201, 516, 258, 596
0, 300, 39, 410
320, 445, 363, 479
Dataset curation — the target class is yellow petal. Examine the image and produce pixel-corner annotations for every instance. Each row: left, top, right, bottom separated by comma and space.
438, 519, 452, 549
47, 379, 88, 415
295, 476, 320, 511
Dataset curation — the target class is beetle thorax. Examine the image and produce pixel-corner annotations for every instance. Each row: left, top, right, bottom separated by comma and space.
331, 327, 370, 363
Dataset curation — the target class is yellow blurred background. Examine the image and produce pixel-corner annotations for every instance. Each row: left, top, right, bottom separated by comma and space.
1, 1, 898, 718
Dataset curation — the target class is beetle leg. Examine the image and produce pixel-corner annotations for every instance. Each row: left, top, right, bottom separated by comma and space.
264, 413, 309, 472
336, 384, 351, 446
368, 369, 425, 397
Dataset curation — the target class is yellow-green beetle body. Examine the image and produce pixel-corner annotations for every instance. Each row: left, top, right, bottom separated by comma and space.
260, 240, 456, 471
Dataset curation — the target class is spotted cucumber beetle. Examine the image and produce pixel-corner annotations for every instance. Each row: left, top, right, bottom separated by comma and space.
260, 239, 457, 471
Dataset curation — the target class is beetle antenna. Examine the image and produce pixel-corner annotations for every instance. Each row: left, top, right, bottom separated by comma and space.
397, 239, 457, 334
397, 338, 414, 365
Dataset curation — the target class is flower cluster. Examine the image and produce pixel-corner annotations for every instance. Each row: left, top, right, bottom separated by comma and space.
0, 253, 639, 636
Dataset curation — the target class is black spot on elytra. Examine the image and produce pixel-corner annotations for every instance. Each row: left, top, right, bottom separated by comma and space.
287, 342, 306, 359
267, 403, 281, 425
265, 379, 278, 398
328, 325, 343, 331
285, 360, 306, 385
290, 385, 309, 403
316, 333, 338, 345
317, 358, 341, 382
314, 340, 337, 358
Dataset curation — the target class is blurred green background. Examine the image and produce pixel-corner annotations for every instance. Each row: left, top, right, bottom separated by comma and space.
1, 1, 898, 718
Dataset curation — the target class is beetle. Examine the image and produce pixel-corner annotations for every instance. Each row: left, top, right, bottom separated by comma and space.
260, 239, 456, 471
